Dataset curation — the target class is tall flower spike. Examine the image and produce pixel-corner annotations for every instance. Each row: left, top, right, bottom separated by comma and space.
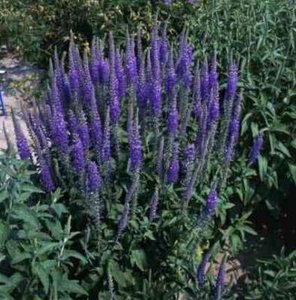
102, 107, 111, 163
225, 61, 238, 101
82, 49, 94, 104
224, 94, 242, 163
126, 33, 137, 85
89, 95, 103, 152
167, 94, 178, 135
72, 137, 86, 173
50, 109, 69, 155
117, 201, 130, 239
193, 67, 202, 117
86, 161, 101, 194
78, 115, 90, 151
97, 39, 110, 84
201, 59, 210, 103
204, 186, 218, 217
90, 37, 100, 84
35, 136, 55, 192
110, 63, 121, 124
167, 143, 180, 184
129, 113, 142, 172
149, 188, 159, 221
166, 49, 177, 95
136, 27, 143, 71
214, 258, 226, 300
115, 49, 126, 98
160, 23, 168, 65
196, 252, 210, 289
12, 110, 31, 160
249, 133, 263, 164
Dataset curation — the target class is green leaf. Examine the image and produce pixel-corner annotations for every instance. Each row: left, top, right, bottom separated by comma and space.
11, 204, 40, 229
61, 250, 88, 265
288, 164, 296, 184
131, 249, 147, 271
34, 263, 50, 294
20, 184, 44, 194
0, 190, 8, 203
0, 221, 9, 250
258, 155, 268, 180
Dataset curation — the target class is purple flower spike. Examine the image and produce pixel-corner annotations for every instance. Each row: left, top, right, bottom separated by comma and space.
117, 201, 130, 238
151, 82, 162, 118
129, 116, 142, 172
79, 120, 90, 151
205, 187, 218, 217
72, 138, 86, 173
214, 259, 226, 300
196, 252, 210, 289
149, 188, 159, 221
166, 50, 177, 95
35, 137, 55, 192
87, 161, 101, 193
102, 108, 111, 163
160, 24, 168, 65
201, 60, 210, 103
115, 49, 126, 98
126, 35, 137, 85
167, 143, 180, 184
110, 66, 121, 124
225, 61, 238, 101
249, 133, 264, 164
12, 113, 31, 160
51, 111, 69, 155
185, 143, 195, 164
167, 97, 178, 134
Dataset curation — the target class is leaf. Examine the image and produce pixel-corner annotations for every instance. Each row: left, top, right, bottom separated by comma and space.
258, 155, 268, 180
109, 260, 127, 287
131, 249, 147, 271
34, 263, 50, 294
11, 204, 40, 229
36, 242, 60, 256
61, 250, 88, 265
20, 183, 44, 194
0, 190, 8, 203
276, 142, 291, 158
0, 221, 9, 250
59, 276, 88, 296
288, 164, 296, 184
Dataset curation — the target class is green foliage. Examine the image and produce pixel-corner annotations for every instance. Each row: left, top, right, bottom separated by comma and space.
0, 154, 87, 299
244, 249, 296, 300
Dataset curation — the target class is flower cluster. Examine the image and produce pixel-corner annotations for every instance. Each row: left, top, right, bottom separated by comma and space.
14, 22, 242, 234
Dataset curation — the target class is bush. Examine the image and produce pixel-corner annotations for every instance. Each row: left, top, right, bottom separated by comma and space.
9, 21, 260, 298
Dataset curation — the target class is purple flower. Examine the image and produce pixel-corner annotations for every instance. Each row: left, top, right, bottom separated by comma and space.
89, 96, 103, 151
225, 61, 238, 101
115, 49, 126, 98
110, 66, 121, 124
205, 187, 218, 217
214, 260, 225, 300
51, 111, 69, 154
86, 161, 101, 193
207, 89, 220, 131
249, 133, 264, 164
167, 97, 178, 134
166, 50, 177, 95
126, 35, 137, 85
176, 42, 194, 87
68, 110, 79, 138
68, 42, 80, 93
99, 58, 110, 84
102, 108, 111, 163
12, 112, 31, 160
193, 69, 202, 117
90, 37, 100, 84
72, 138, 86, 173
164, 0, 172, 5
185, 143, 195, 164
117, 201, 130, 238
82, 51, 94, 103
151, 82, 162, 117
224, 94, 242, 163
160, 24, 168, 64
196, 252, 210, 289
79, 120, 90, 151
35, 137, 55, 192
149, 188, 159, 221
129, 117, 142, 172
201, 61, 210, 103
151, 24, 161, 80
167, 143, 180, 184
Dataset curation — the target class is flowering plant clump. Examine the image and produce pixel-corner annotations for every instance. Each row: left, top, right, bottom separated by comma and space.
14, 21, 242, 298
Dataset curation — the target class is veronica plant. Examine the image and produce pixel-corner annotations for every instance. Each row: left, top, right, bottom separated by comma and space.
14, 21, 243, 298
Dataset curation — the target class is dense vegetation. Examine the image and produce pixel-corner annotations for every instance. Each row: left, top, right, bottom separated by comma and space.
0, 0, 295, 299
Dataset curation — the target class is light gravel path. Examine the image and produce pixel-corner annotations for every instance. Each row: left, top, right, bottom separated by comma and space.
0, 52, 44, 152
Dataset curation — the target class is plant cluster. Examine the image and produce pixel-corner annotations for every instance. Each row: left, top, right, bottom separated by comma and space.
9, 21, 254, 298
